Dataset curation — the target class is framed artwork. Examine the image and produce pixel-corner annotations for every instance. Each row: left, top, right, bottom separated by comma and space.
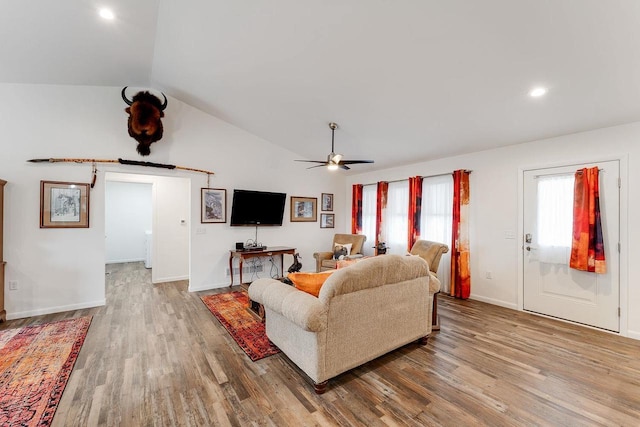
320, 213, 335, 228
321, 193, 334, 211
40, 181, 90, 228
290, 196, 317, 222
201, 188, 226, 223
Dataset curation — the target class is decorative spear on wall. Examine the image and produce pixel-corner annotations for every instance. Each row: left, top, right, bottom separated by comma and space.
28, 157, 215, 188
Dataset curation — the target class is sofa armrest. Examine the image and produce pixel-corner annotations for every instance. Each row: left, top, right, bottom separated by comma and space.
249, 278, 328, 332
313, 251, 333, 272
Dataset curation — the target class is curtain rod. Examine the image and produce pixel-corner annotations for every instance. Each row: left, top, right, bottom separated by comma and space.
533, 168, 603, 179
358, 170, 472, 187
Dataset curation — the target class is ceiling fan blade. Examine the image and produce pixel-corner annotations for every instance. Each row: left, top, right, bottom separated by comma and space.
295, 160, 328, 164
339, 159, 375, 165
298, 122, 374, 171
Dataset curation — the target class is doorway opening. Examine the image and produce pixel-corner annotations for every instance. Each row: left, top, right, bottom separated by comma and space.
105, 172, 190, 285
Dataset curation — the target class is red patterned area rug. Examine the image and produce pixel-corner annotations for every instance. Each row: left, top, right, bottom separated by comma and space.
0, 316, 92, 427
201, 291, 280, 361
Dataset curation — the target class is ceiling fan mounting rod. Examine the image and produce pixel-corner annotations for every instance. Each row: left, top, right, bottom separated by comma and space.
329, 122, 338, 154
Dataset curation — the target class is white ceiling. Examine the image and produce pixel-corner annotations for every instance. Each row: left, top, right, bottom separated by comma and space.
3, 1, 640, 171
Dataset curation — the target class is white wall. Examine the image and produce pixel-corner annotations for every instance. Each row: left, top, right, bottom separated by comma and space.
105, 181, 152, 264
346, 122, 640, 340
0, 83, 345, 319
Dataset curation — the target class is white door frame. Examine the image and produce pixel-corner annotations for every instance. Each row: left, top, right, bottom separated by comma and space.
104, 171, 191, 284
517, 154, 629, 337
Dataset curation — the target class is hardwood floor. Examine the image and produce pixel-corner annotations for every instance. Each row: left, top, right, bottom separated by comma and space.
2, 262, 640, 426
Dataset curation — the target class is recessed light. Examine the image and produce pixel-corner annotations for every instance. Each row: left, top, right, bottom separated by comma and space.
99, 8, 115, 20
529, 87, 547, 98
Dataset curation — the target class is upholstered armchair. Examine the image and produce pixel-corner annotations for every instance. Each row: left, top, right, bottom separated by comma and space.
313, 234, 366, 272
410, 240, 449, 330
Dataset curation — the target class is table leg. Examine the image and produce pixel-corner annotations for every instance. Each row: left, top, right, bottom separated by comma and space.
239, 258, 244, 285
280, 254, 285, 278
229, 254, 234, 287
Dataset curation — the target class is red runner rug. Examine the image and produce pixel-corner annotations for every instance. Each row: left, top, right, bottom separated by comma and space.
0, 316, 92, 426
201, 291, 279, 361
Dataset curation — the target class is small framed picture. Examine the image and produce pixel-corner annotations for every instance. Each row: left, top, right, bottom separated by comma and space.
320, 213, 335, 228
290, 196, 317, 222
201, 188, 226, 223
40, 181, 90, 228
321, 193, 334, 211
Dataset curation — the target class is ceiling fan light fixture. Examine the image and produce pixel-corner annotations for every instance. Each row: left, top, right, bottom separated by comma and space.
529, 87, 547, 97
99, 8, 115, 20
294, 121, 374, 170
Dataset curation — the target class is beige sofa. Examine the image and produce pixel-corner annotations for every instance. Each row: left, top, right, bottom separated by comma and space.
248, 254, 439, 394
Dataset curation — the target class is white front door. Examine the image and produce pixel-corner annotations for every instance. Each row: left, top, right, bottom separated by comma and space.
523, 160, 620, 332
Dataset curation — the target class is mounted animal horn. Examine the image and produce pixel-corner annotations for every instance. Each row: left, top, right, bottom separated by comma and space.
122, 86, 168, 156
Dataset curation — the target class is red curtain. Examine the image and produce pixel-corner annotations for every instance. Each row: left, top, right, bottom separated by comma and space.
351, 184, 363, 234
408, 176, 423, 251
375, 181, 389, 254
569, 167, 606, 273
451, 170, 471, 299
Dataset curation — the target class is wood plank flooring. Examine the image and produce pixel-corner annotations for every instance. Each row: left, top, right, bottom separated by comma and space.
2, 262, 640, 426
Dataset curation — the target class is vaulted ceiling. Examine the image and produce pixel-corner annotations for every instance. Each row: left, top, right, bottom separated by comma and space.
3, 1, 640, 171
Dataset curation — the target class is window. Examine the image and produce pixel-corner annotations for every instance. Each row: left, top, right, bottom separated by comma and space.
420, 174, 453, 291
383, 181, 409, 255
536, 174, 574, 264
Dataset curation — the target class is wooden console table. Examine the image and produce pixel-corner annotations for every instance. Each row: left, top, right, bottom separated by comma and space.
228, 246, 296, 287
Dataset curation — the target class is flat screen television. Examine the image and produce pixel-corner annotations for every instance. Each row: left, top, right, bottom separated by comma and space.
230, 189, 287, 226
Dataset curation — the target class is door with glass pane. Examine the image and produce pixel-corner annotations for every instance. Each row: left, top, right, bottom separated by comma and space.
523, 160, 619, 332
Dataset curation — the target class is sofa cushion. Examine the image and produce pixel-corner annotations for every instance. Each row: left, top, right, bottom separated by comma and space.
288, 271, 334, 297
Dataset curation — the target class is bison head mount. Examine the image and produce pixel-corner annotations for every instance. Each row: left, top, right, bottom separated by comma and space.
122, 87, 168, 156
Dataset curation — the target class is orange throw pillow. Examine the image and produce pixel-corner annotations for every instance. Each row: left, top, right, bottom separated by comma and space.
288, 271, 334, 297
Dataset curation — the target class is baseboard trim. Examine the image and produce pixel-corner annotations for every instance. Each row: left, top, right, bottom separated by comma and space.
189, 282, 231, 292
106, 258, 145, 264
469, 294, 518, 310
628, 330, 640, 340
152, 275, 188, 284
7, 299, 106, 320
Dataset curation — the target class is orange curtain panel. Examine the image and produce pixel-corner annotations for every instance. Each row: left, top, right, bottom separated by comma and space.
351, 184, 363, 234
451, 170, 470, 299
407, 176, 423, 251
569, 167, 606, 273
375, 181, 389, 253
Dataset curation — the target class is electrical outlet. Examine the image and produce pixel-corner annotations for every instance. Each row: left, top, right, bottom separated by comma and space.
485, 271, 492, 279
8, 280, 18, 290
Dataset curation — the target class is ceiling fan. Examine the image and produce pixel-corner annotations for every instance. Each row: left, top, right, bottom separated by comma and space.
296, 122, 374, 170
